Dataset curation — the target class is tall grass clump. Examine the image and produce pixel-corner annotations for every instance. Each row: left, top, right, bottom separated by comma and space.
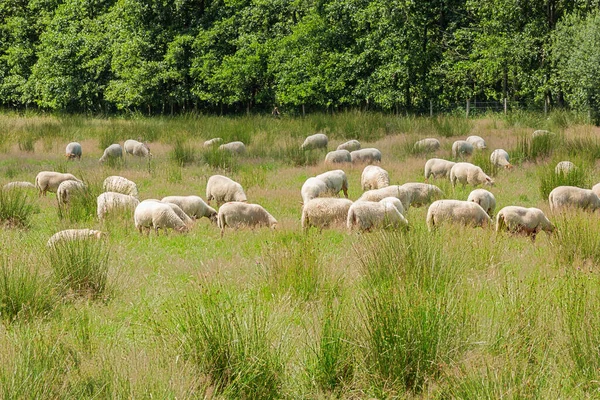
431, 116, 472, 138
554, 212, 600, 267
201, 147, 238, 171
512, 133, 559, 162
470, 149, 496, 176
563, 136, 600, 161
57, 185, 101, 223
281, 143, 322, 167
169, 139, 196, 166
538, 162, 590, 200
0, 188, 37, 228
17, 133, 37, 152
98, 129, 121, 151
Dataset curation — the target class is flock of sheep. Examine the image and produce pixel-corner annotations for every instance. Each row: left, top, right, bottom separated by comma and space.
2, 129, 598, 247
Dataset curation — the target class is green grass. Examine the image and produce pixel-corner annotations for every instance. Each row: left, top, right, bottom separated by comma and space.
0, 187, 38, 228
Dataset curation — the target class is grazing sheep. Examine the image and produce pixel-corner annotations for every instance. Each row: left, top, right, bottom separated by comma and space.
97, 192, 140, 220
413, 138, 440, 153
301, 177, 330, 204
424, 158, 456, 180
532, 130, 554, 138
490, 149, 512, 169
592, 182, 600, 199
467, 188, 496, 216
99, 144, 123, 163
56, 180, 86, 206
301, 133, 328, 150
203, 138, 223, 147
325, 150, 352, 165
400, 183, 444, 207
134, 199, 188, 235
426, 200, 492, 230
496, 206, 555, 241
217, 202, 277, 236
301, 198, 353, 230
163, 202, 194, 227
315, 170, 349, 198
357, 185, 412, 212
450, 162, 494, 187
466, 135, 487, 149
160, 195, 217, 222
350, 148, 382, 164
347, 198, 408, 231
379, 196, 406, 215
336, 140, 361, 152
103, 176, 138, 198
3, 181, 36, 191
548, 186, 600, 212
65, 142, 82, 160
35, 171, 81, 196
219, 141, 246, 154
452, 140, 474, 158
555, 161, 576, 175
124, 139, 152, 157
47, 229, 106, 248
361, 165, 390, 191
206, 175, 247, 206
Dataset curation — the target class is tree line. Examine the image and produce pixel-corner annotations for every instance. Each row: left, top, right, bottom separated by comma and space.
1, 0, 599, 121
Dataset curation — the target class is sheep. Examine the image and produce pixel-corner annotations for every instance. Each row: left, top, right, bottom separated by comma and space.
301, 133, 328, 150
316, 170, 349, 198
160, 195, 217, 222
357, 185, 412, 212
555, 161, 576, 175
217, 202, 277, 236
426, 200, 492, 230
490, 149, 512, 169
347, 198, 408, 231
452, 140, 474, 158
324, 150, 352, 165
219, 141, 246, 154
336, 140, 361, 152
124, 139, 152, 157
548, 186, 600, 212
301, 198, 353, 230
413, 138, 441, 153
99, 144, 123, 163
203, 137, 223, 147
206, 175, 247, 206
532, 130, 554, 138
467, 188, 496, 216
3, 181, 36, 191
134, 199, 188, 235
103, 176, 138, 198
496, 206, 555, 241
47, 229, 106, 248
56, 180, 86, 206
400, 183, 444, 207
163, 201, 194, 227
424, 158, 456, 180
379, 196, 405, 215
450, 162, 494, 187
97, 192, 140, 220
35, 171, 81, 196
65, 142, 82, 160
350, 148, 382, 164
301, 177, 330, 204
361, 165, 390, 191
466, 135, 487, 149
592, 183, 600, 199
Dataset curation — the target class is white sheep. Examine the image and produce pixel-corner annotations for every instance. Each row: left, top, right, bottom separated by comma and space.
379, 196, 405, 215
350, 148, 382, 164
490, 149, 512, 169
466, 135, 487, 149
450, 162, 494, 187
357, 185, 412, 212
452, 140, 474, 158
35, 171, 81, 196
97, 192, 140, 220
592, 182, 600, 199
555, 161, 576, 175
163, 201, 194, 227
532, 130, 554, 138
160, 195, 217, 222
361, 165, 390, 191
3, 181, 36, 191
103, 176, 138, 198
496, 206, 555, 241
400, 183, 444, 207
134, 199, 188, 235
426, 200, 492, 230
206, 175, 247, 206
548, 186, 600, 212
424, 158, 456, 180
301, 198, 353, 230
316, 170, 349, 198
301, 133, 328, 150
203, 138, 223, 147
124, 139, 152, 157
414, 138, 440, 153
65, 142, 82, 160
47, 229, 106, 248
301, 177, 330, 204
56, 180, 86, 206
219, 141, 246, 154
467, 188, 496, 216
324, 150, 352, 165
336, 140, 361, 151
347, 198, 408, 231
217, 202, 277, 236
99, 144, 123, 163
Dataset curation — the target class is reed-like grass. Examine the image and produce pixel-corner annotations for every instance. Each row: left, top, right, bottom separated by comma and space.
0, 187, 38, 228
57, 181, 102, 223
538, 161, 590, 200
169, 139, 196, 166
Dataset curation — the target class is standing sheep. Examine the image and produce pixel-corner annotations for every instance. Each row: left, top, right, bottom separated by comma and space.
452, 140, 474, 159
206, 175, 247, 206
467, 188, 496, 216
99, 144, 123, 163
217, 202, 277, 236
161, 195, 217, 222
124, 139, 152, 157
337, 140, 361, 152
97, 192, 140, 220
548, 186, 600, 212
35, 171, 81, 196
347, 198, 408, 231
424, 158, 456, 180
301, 177, 330, 204
400, 183, 444, 207
450, 162, 494, 187
361, 165, 390, 191
350, 148, 382, 164
56, 180, 86, 206
47, 229, 106, 248
496, 206, 555, 241
324, 150, 352, 165
301, 198, 353, 230
414, 138, 441, 153
301, 133, 328, 150
316, 170, 349, 198
466, 135, 487, 149
357, 185, 412, 212
103, 176, 138, 198
490, 149, 512, 169
532, 130, 554, 138
65, 142, 82, 160
592, 182, 600, 199
204, 138, 223, 147
555, 161, 576, 175
426, 200, 492, 230
3, 181, 36, 191
219, 141, 246, 154
134, 200, 188, 235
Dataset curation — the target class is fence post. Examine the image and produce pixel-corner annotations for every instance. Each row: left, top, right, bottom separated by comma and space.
430, 100, 433, 117
466, 99, 470, 118
504, 98, 507, 114
544, 96, 548, 115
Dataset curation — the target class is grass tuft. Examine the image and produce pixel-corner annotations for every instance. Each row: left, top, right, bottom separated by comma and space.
538, 162, 590, 200
170, 139, 196, 166
0, 188, 37, 228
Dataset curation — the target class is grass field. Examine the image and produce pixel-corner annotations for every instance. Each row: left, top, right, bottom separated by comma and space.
1, 111, 600, 398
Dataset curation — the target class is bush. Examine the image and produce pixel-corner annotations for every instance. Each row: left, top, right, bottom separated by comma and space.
0, 188, 37, 228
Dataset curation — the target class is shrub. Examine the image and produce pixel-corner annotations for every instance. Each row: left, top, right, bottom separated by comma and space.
0, 188, 37, 228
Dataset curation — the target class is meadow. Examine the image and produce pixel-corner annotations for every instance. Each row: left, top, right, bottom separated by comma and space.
1, 110, 600, 398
